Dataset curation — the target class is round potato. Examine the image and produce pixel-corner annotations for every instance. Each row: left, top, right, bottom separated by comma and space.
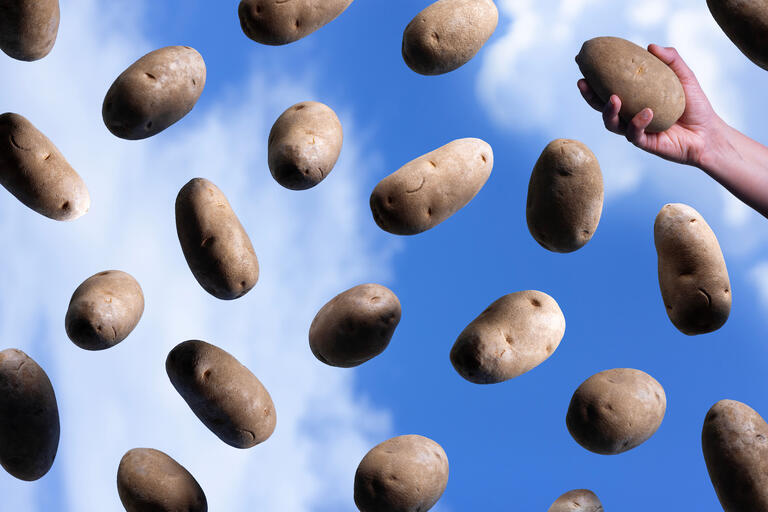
526, 139, 603, 253
117, 448, 207, 512
166, 340, 276, 449
576, 37, 685, 133
402, 0, 498, 75
0, 113, 89, 220
268, 101, 343, 190
548, 489, 603, 512
0, 348, 59, 481
65, 270, 144, 351
655, 203, 731, 335
309, 283, 401, 367
566, 368, 666, 455
370, 138, 493, 235
354, 434, 449, 512
103, 46, 206, 140
708, 0, 768, 70
175, 178, 259, 300
239, 0, 354, 46
0, 0, 59, 61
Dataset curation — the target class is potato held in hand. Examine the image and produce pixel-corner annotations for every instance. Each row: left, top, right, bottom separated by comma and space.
0, 0, 59, 61
548, 489, 603, 512
239, 0, 353, 46
655, 203, 731, 335
708, 0, 768, 71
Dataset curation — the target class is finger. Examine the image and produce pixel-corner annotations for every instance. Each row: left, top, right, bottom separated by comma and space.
625, 108, 653, 147
602, 95, 624, 134
577, 79, 604, 111
647, 44, 701, 87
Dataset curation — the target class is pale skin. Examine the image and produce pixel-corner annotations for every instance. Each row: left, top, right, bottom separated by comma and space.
577, 43, 768, 218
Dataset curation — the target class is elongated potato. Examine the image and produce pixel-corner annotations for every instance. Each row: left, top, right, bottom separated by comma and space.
0, 0, 59, 61
117, 448, 207, 512
655, 203, 731, 335
103, 46, 206, 140
370, 138, 492, 235
0, 113, 89, 220
402, 0, 498, 75
576, 37, 685, 133
548, 489, 603, 512
0, 349, 59, 481
166, 340, 276, 449
702, 400, 768, 512
354, 435, 448, 512
239, 0, 353, 46
526, 139, 603, 253
268, 101, 343, 190
175, 178, 259, 300
708, 0, 768, 70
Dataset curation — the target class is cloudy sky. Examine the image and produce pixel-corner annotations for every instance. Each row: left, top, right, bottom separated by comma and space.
0, 0, 767, 510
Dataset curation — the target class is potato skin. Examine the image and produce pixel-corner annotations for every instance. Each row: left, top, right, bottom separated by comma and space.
370, 138, 492, 235
309, 284, 401, 368
103, 46, 206, 140
354, 434, 449, 512
576, 37, 685, 133
566, 368, 666, 455
268, 101, 343, 190
239, 0, 354, 46
0, 349, 59, 481
450, 291, 565, 384
527, 139, 603, 253
402, 0, 498, 76
0, 0, 59, 61
548, 489, 603, 512
166, 340, 276, 449
702, 400, 768, 512
175, 178, 259, 300
654, 203, 731, 335
708, 0, 768, 70
0, 113, 90, 220
117, 448, 207, 512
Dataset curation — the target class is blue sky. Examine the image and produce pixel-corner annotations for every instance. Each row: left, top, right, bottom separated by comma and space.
1, 0, 768, 510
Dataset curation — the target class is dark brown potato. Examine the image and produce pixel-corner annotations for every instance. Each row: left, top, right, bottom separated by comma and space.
175, 178, 259, 300
117, 448, 207, 512
0, 348, 59, 481
239, 0, 354, 46
548, 489, 603, 512
702, 400, 768, 512
0, 0, 59, 61
309, 283, 401, 367
708, 0, 768, 70
166, 340, 276, 449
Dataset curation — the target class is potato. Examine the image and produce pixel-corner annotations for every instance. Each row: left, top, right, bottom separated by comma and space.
576, 37, 685, 133
708, 0, 768, 70
268, 101, 343, 190
548, 489, 603, 512
309, 283, 401, 367
103, 46, 206, 140
655, 203, 731, 335
354, 434, 448, 512
117, 448, 207, 512
0, 113, 89, 220
239, 0, 353, 46
526, 139, 603, 253
65, 270, 144, 351
175, 178, 259, 300
402, 0, 498, 75
702, 400, 768, 512
166, 340, 276, 449
0, 348, 59, 481
566, 368, 666, 455
0, 0, 59, 61
370, 138, 492, 235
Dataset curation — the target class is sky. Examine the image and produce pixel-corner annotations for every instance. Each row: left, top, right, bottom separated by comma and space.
0, 0, 767, 510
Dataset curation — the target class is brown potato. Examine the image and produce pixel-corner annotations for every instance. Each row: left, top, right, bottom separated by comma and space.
309, 283, 401, 367
103, 46, 206, 140
655, 203, 731, 335
526, 139, 603, 253
268, 101, 343, 190
175, 178, 259, 300
0, 348, 59, 481
0, 0, 59, 61
370, 138, 492, 235
566, 368, 666, 455
354, 434, 448, 512
548, 489, 603, 512
708, 0, 768, 70
65, 270, 144, 351
239, 0, 353, 46
402, 0, 498, 75
117, 448, 207, 512
166, 340, 276, 449
702, 400, 768, 512
0, 113, 89, 220
576, 37, 685, 133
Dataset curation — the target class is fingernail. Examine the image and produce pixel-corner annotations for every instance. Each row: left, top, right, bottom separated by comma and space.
642, 109, 652, 120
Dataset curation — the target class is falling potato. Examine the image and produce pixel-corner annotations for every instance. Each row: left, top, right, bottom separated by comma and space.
0, 0, 59, 61
548, 489, 603, 512
708, 0, 768, 70
239, 0, 354, 46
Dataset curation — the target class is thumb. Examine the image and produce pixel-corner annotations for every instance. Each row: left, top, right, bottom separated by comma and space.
648, 44, 700, 87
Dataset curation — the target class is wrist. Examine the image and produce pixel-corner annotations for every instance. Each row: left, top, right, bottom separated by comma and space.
695, 115, 733, 175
